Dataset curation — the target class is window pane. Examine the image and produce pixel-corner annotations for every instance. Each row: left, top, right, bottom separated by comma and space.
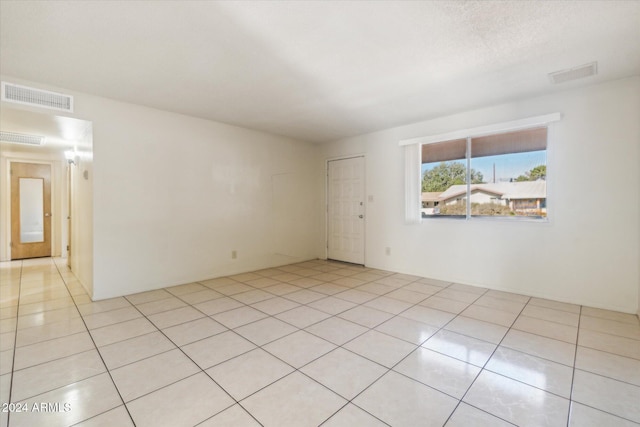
421, 139, 471, 217
469, 128, 547, 218
19, 178, 45, 243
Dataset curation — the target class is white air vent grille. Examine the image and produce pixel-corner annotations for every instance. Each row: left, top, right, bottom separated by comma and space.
0, 131, 46, 146
548, 62, 598, 84
1, 82, 74, 112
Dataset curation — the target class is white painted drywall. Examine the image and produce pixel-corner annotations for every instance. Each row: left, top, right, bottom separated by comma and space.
0, 76, 321, 300
322, 76, 640, 314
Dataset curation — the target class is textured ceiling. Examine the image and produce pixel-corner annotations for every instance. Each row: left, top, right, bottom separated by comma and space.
1, 1, 639, 143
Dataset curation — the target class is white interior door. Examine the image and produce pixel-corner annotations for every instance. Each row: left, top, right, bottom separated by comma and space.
327, 156, 365, 264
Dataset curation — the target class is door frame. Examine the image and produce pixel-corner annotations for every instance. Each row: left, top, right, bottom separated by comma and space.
5, 158, 57, 260
325, 154, 366, 265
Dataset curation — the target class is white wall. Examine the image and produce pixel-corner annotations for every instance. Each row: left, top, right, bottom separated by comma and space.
322, 76, 640, 314
89, 102, 319, 300
0, 77, 321, 300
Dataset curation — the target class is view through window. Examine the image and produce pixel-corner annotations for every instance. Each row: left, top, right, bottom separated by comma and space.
421, 127, 547, 219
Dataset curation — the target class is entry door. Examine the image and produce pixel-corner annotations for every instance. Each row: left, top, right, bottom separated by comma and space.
11, 162, 52, 259
327, 156, 365, 264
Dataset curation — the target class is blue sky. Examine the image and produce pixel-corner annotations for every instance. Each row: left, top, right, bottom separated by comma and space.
422, 150, 546, 183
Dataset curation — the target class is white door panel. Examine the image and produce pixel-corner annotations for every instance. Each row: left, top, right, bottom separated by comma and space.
327, 157, 365, 264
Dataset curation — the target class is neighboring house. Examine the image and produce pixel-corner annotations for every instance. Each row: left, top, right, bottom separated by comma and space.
426, 181, 547, 214
420, 192, 442, 215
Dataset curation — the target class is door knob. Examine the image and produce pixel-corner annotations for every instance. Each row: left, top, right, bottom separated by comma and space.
45, 213, 51, 217
358, 215, 364, 218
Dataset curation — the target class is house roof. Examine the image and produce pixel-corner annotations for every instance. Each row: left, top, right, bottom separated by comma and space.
421, 192, 443, 202
435, 181, 546, 202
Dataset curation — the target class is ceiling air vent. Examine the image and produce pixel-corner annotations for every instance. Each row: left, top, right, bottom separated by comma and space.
0, 131, 46, 146
548, 62, 598, 84
1, 81, 74, 113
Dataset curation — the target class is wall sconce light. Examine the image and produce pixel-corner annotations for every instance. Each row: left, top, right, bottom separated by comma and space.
64, 150, 77, 165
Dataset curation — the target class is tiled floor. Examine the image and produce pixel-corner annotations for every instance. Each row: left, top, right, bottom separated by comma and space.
1, 258, 639, 427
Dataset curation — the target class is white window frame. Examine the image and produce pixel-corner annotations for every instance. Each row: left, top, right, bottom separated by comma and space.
400, 113, 561, 223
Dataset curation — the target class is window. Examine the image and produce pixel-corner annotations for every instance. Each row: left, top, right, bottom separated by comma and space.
420, 127, 548, 220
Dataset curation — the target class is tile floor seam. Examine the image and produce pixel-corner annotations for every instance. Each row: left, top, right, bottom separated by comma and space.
4, 260, 23, 427
115, 295, 259, 423
441, 295, 532, 426
51, 258, 137, 427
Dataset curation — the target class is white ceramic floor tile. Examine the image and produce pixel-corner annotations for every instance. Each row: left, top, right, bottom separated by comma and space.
445, 316, 509, 344
77, 298, 131, 316
198, 404, 261, 427
307, 296, 357, 315
473, 295, 526, 314
338, 305, 394, 328
394, 347, 480, 398
301, 348, 387, 399
125, 289, 172, 305
135, 297, 187, 316
575, 346, 640, 386
322, 403, 388, 426
375, 316, 439, 345
212, 306, 268, 329
275, 305, 331, 328
263, 330, 336, 368
177, 289, 222, 305
234, 317, 297, 346
126, 372, 234, 427
8, 259, 640, 427
193, 297, 244, 316
528, 297, 580, 314
419, 295, 470, 314
460, 305, 519, 327
363, 296, 413, 315
571, 369, 640, 423
581, 306, 640, 325
521, 305, 579, 326
580, 315, 640, 340
400, 305, 456, 327
110, 348, 200, 402
250, 296, 300, 315
305, 317, 368, 346
463, 370, 570, 427
436, 289, 481, 304
13, 331, 95, 370
344, 330, 417, 368
82, 306, 142, 330
89, 318, 157, 348
165, 282, 207, 297
354, 370, 458, 427
486, 346, 574, 398
146, 306, 204, 329
232, 289, 274, 305
513, 315, 578, 343
206, 348, 293, 400
501, 329, 576, 366
241, 372, 346, 427
578, 329, 640, 360
569, 402, 639, 427
161, 317, 227, 346
11, 349, 105, 401
9, 373, 123, 427
445, 402, 515, 427
73, 406, 135, 427
98, 331, 176, 370
181, 330, 256, 369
